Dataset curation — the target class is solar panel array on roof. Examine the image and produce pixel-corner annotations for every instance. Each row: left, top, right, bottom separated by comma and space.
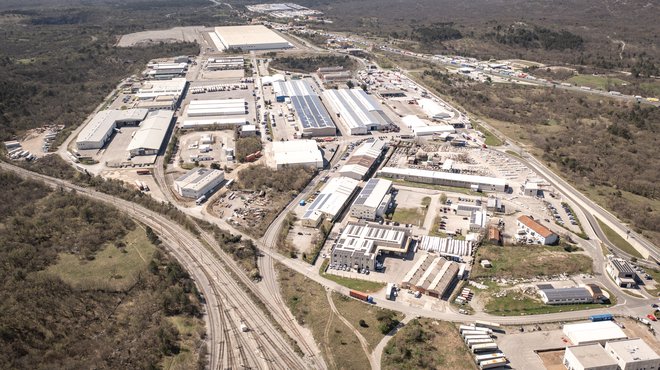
291, 95, 335, 129
540, 287, 593, 301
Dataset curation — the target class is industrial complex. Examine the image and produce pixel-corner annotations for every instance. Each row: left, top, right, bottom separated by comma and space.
323, 88, 393, 135
211, 25, 292, 51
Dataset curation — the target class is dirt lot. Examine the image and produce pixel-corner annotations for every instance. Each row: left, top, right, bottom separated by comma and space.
177, 131, 234, 168
117, 26, 206, 47
537, 349, 565, 370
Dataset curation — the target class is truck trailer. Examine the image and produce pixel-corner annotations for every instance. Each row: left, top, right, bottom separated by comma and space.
479, 358, 507, 369
349, 290, 374, 304
472, 343, 499, 353
475, 352, 505, 362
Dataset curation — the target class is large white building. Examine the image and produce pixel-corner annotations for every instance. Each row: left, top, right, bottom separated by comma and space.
331, 222, 410, 270
146, 62, 187, 79
516, 215, 559, 245
562, 321, 627, 346
127, 110, 174, 156
338, 139, 386, 180
604, 338, 660, 370
186, 99, 247, 117
302, 177, 359, 226
563, 344, 618, 370
323, 89, 393, 135
269, 140, 324, 169
180, 117, 249, 130
174, 168, 225, 199
76, 109, 148, 150
418, 98, 455, 120
350, 178, 392, 220
212, 25, 292, 51
378, 167, 507, 192
137, 78, 187, 100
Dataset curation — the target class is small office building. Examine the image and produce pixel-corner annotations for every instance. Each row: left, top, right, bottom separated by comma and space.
174, 168, 224, 199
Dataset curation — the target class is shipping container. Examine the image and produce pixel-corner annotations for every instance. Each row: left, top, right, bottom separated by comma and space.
467, 339, 494, 348
589, 314, 613, 322
479, 358, 507, 369
474, 321, 501, 330
472, 343, 499, 353
475, 352, 505, 362
136, 169, 151, 175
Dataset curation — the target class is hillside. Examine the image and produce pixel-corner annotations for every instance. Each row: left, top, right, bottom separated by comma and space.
0, 171, 205, 369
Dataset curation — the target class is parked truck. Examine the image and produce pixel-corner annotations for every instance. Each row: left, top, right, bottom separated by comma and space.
385, 283, 395, 300
196, 195, 207, 205
135, 180, 144, 191
349, 290, 374, 304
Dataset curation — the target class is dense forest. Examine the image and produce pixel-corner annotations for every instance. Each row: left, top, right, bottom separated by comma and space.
269, 54, 357, 73
484, 24, 583, 51
0, 171, 204, 369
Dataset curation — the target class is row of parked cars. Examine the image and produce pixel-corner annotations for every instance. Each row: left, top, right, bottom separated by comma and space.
328, 264, 370, 275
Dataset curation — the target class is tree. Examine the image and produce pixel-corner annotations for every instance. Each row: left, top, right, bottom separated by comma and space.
359, 319, 368, 328
346, 80, 355, 89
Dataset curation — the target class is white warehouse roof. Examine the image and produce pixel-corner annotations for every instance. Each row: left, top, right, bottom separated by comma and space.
77, 109, 148, 147
271, 139, 323, 168
418, 98, 454, 120
352, 178, 392, 209
181, 117, 248, 129
563, 321, 627, 345
378, 167, 506, 189
174, 168, 224, 198
323, 89, 393, 134
127, 110, 174, 152
214, 25, 292, 50
605, 338, 660, 364
303, 177, 359, 221
137, 78, 187, 99
412, 125, 456, 136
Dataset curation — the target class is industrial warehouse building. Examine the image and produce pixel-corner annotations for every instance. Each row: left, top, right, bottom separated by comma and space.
349, 178, 392, 220
127, 110, 174, 156
402, 115, 456, 137
418, 236, 473, 260
302, 177, 360, 227
323, 89, 393, 135
418, 98, 455, 120
212, 25, 292, 51
378, 167, 507, 192
186, 99, 247, 117
564, 338, 660, 370
174, 168, 225, 199
269, 140, 324, 169
338, 139, 386, 180
273, 80, 336, 137
516, 215, 559, 245
563, 344, 618, 370
137, 78, 188, 100
606, 257, 639, 288
562, 321, 627, 346
180, 117, 249, 130
605, 338, 660, 370
76, 109, 148, 150
146, 62, 187, 79
206, 57, 244, 70
401, 254, 460, 299
537, 286, 593, 305
331, 222, 410, 271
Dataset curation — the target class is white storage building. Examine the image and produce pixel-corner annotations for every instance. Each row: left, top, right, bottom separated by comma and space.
378, 167, 507, 192
323, 89, 393, 135
174, 168, 225, 199
418, 236, 473, 259
605, 338, 660, 370
270, 140, 324, 169
180, 117, 249, 130
350, 178, 392, 220
186, 99, 247, 117
563, 344, 618, 370
127, 110, 174, 156
563, 321, 627, 345
76, 109, 148, 150
137, 78, 187, 100
418, 98, 454, 120
301, 177, 359, 226
213, 25, 292, 51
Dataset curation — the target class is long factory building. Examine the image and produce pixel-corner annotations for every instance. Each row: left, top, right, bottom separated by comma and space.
212, 25, 292, 51
323, 89, 393, 135
273, 80, 336, 137
174, 168, 225, 199
76, 109, 148, 150
302, 176, 360, 227
186, 99, 247, 117
137, 78, 188, 100
402, 254, 460, 299
338, 139, 386, 180
331, 222, 410, 271
127, 110, 174, 156
350, 178, 392, 221
378, 167, 507, 192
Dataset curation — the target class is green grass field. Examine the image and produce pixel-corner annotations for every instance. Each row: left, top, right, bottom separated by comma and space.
323, 272, 385, 293
46, 227, 156, 291
390, 207, 426, 227
474, 123, 504, 146
484, 289, 612, 316
471, 245, 593, 279
162, 316, 205, 370
596, 218, 643, 258
567, 75, 627, 90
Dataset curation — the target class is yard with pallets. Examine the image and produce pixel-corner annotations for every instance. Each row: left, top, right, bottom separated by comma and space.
279, 264, 398, 369
382, 318, 477, 370
471, 245, 593, 279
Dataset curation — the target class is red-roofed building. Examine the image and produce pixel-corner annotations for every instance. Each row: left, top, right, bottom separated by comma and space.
516, 215, 558, 245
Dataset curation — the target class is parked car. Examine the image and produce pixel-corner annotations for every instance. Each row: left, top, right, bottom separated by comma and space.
647, 314, 657, 322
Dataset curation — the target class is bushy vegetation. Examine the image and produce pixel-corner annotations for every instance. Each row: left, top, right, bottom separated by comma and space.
383, 319, 477, 370
237, 165, 315, 193
485, 23, 583, 50
0, 171, 204, 369
270, 54, 357, 73
234, 136, 263, 163
410, 22, 463, 43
